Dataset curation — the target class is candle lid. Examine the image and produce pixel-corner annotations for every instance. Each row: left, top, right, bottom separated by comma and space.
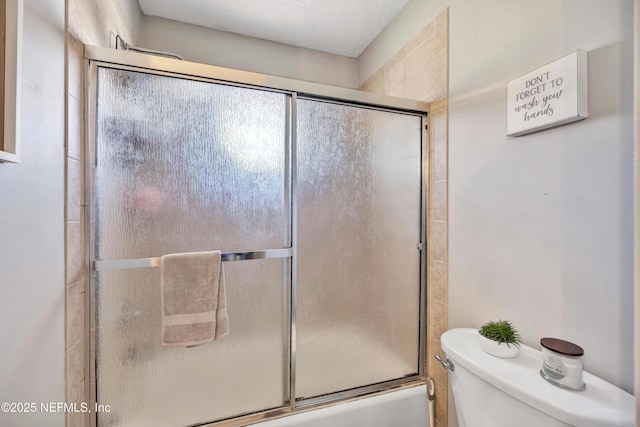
540, 337, 584, 356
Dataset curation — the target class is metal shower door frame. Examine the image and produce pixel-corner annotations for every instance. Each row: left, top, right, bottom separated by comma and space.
84, 45, 430, 427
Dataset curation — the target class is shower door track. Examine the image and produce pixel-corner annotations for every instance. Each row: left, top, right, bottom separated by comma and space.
85, 45, 430, 427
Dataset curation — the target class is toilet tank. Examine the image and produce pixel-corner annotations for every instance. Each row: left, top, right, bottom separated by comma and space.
441, 328, 635, 427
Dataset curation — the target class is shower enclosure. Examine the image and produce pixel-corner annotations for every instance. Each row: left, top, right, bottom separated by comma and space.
86, 46, 429, 427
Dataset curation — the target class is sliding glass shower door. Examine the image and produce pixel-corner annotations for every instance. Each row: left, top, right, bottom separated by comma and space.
90, 59, 425, 426
94, 68, 291, 426
296, 100, 422, 400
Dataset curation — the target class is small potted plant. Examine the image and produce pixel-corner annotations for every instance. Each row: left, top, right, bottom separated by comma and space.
478, 319, 521, 358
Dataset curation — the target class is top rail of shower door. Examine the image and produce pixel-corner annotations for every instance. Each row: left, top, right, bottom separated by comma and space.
94, 248, 292, 272
84, 45, 429, 114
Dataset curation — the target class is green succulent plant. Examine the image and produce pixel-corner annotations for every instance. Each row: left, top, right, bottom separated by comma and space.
479, 319, 521, 348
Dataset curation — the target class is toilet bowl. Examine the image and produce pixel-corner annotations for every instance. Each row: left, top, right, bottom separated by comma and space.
440, 328, 635, 427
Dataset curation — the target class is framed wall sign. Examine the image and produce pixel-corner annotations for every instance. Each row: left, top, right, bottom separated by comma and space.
0, 0, 22, 163
507, 50, 587, 137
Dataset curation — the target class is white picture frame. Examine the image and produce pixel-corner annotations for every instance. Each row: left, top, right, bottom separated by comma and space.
0, 0, 22, 163
507, 50, 588, 137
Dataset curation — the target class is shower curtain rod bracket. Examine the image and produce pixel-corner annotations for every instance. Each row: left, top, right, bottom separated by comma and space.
115, 34, 184, 61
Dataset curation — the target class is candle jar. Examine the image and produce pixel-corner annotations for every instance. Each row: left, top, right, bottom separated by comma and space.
540, 337, 585, 391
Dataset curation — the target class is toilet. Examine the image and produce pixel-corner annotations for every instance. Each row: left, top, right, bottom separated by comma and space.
440, 328, 635, 427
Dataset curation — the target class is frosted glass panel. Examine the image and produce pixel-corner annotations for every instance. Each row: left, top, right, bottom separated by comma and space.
94, 68, 289, 425
95, 68, 288, 259
95, 260, 288, 426
94, 65, 425, 422
296, 100, 422, 399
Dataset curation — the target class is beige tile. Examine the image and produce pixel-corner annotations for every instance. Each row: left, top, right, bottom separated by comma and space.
406, 22, 434, 55
68, 34, 84, 100
433, 371, 448, 392
427, 325, 440, 359
427, 326, 436, 375
431, 108, 447, 148
432, 149, 447, 182
428, 302, 436, 332
66, 378, 86, 427
431, 98, 448, 113
384, 46, 407, 71
430, 110, 448, 181
430, 260, 448, 304
431, 330, 444, 353
385, 57, 407, 99
406, 37, 435, 101
427, 336, 440, 379
66, 221, 83, 285
434, 52, 448, 100
67, 94, 83, 161
433, 109, 449, 142
434, 381, 448, 426
68, 0, 82, 40
66, 409, 86, 427
429, 345, 448, 388
433, 300, 448, 343
367, 68, 386, 95
66, 377, 84, 405
361, 74, 373, 91
427, 327, 448, 380
428, 325, 436, 356
435, 8, 449, 55
431, 220, 447, 263
427, 214, 435, 266
432, 179, 447, 222
66, 280, 84, 349
66, 341, 84, 402
66, 157, 82, 221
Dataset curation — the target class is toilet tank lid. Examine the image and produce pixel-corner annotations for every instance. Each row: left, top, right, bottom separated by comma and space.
441, 328, 635, 427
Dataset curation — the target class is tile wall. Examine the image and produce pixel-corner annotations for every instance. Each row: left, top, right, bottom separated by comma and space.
360, 8, 450, 427
65, 1, 139, 426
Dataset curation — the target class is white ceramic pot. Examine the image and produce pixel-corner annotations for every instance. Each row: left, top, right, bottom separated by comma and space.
478, 334, 520, 358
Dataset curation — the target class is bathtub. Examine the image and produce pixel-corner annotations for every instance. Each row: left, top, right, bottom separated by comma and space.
254, 385, 429, 427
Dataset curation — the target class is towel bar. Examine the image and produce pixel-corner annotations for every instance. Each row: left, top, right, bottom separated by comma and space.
94, 248, 293, 272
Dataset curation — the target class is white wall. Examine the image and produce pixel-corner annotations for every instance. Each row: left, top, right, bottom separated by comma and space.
0, 0, 66, 425
81, 0, 142, 47
141, 16, 358, 88
362, 0, 634, 394
448, 0, 634, 393
635, 0, 640, 421
118, 0, 142, 41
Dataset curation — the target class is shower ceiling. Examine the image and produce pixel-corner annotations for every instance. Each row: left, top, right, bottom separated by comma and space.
137, 0, 411, 57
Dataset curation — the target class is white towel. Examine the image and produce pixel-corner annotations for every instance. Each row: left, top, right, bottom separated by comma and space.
161, 250, 229, 347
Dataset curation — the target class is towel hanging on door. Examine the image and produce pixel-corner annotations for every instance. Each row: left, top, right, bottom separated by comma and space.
160, 250, 229, 347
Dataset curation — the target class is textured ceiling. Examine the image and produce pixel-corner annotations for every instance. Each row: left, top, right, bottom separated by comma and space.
138, 0, 411, 57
